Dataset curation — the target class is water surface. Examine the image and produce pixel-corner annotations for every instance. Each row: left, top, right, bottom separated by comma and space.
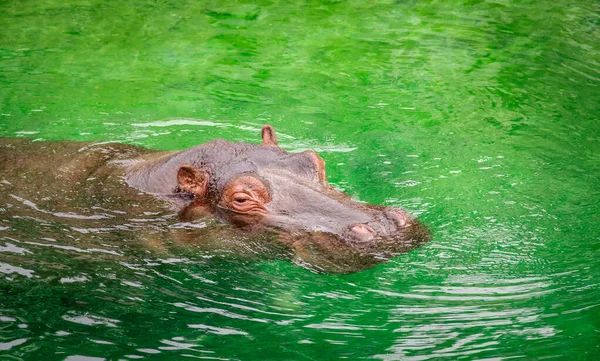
0, 0, 599, 360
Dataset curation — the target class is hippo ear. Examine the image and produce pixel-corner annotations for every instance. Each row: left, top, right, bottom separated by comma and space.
177, 165, 209, 198
261, 124, 278, 147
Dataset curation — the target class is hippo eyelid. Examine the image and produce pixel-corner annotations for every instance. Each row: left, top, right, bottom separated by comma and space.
216, 203, 245, 214
220, 174, 272, 202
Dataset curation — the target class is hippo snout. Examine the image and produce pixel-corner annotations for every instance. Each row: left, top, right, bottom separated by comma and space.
341, 207, 429, 253
341, 207, 420, 247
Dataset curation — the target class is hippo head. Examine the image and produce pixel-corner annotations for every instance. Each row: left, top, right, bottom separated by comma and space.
159, 125, 429, 272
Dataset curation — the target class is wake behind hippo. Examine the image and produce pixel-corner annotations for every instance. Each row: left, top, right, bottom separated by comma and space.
0, 125, 429, 273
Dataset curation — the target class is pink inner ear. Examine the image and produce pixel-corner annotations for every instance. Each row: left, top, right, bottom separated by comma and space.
305, 150, 327, 184
177, 166, 208, 197
261, 125, 278, 147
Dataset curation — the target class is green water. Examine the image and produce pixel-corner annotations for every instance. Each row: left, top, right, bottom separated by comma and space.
1, 0, 599, 359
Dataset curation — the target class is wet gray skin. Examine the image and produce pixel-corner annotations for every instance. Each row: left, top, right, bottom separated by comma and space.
127, 125, 430, 272
0, 126, 429, 273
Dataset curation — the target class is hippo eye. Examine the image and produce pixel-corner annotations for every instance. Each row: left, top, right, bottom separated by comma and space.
220, 176, 270, 215
232, 193, 251, 204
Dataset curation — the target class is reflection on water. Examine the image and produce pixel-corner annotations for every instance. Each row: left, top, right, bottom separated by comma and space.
1, 0, 599, 360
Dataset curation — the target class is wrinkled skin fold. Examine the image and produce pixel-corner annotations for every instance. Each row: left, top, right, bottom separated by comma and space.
0, 125, 429, 273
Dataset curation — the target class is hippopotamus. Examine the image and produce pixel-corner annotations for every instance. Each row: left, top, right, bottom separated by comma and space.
0, 125, 429, 273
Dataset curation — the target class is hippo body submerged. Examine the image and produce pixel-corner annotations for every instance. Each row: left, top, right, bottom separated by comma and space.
0, 126, 429, 273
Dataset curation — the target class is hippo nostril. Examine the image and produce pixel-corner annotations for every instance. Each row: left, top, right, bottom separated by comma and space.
388, 210, 409, 227
348, 224, 375, 243
352, 224, 373, 235
396, 212, 407, 227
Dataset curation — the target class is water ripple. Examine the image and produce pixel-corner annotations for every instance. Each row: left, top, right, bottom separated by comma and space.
0, 262, 35, 278
187, 324, 248, 336
172, 302, 269, 323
